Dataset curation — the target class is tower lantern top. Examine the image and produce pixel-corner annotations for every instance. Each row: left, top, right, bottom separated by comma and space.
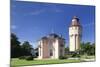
70, 16, 80, 27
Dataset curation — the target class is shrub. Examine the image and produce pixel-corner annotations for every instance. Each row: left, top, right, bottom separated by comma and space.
19, 56, 34, 60
25, 56, 33, 61
19, 56, 25, 59
59, 56, 68, 59
71, 53, 80, 58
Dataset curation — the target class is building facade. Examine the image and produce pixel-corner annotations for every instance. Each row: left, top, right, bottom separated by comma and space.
38, 33, 65, 59
69, 16, 82, 52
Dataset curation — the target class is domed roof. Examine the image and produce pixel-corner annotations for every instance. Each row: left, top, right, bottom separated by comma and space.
48, 33, 65, 40
70, 16, 80, 27
48, 33, 59, 38
41, 36, 48, 40
41, 33, 65, 40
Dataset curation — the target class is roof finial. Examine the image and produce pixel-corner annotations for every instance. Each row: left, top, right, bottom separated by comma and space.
72, 16, 79, 22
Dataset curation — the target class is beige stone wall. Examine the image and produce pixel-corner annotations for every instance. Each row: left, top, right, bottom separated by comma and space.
38, 40, 43, 59
38, 37, 65, 59
76, 35, 80, 50
54, 39, 59, 59
59, 39, 65, 56
42, 39, 49, 58
69, 35, 76, 51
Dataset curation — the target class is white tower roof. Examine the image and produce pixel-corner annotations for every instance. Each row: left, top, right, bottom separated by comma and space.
70, 16, 80, 27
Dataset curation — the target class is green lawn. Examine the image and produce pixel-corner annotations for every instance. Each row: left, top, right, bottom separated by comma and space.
11, 58, 81, 67
11, 55, 95, 67
80, 55, 95, 59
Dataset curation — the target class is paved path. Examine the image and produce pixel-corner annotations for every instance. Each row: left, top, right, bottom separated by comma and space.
82, 58, 95, 61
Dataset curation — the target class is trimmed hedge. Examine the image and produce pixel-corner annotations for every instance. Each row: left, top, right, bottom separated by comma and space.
71, 53, 80, 58
19, 56, 34, 60
19, 56, 26, 59
59, 56, 68, 59
25, 56, 33, 60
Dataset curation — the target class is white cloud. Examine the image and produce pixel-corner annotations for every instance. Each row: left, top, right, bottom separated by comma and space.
53, 9, 63, 13
30, 9, 45, 15
29, 8, 63, 16
82, 23, 94, 27
11, 25, 17, 29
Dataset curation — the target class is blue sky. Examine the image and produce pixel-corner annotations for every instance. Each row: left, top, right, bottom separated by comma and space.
11, 1, 95, 48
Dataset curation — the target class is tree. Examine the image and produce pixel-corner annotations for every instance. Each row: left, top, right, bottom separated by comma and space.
80, 42, 95, 55
21, 41, 33, 56
91, 43, 95, 55
34, 47, 38, 57
11, 33, 21, 58
65, 47, 69, 51
65, 47, 69, 55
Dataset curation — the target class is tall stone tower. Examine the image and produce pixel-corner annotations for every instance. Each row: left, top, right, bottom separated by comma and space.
69, 16, 82, 52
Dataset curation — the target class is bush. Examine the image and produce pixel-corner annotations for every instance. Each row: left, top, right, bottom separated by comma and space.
19, 56, 25, 59
19, 56, 34, 60
59, 56, 68, 59
25, 56, 33, 61
71, 53, 80, 58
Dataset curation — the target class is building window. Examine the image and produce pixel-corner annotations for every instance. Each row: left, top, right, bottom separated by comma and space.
50, 49, 53, 56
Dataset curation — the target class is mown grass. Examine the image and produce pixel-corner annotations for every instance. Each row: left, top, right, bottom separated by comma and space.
11, 58, 81, 67
11, 55, 95, 67
80, 55, 95, 59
